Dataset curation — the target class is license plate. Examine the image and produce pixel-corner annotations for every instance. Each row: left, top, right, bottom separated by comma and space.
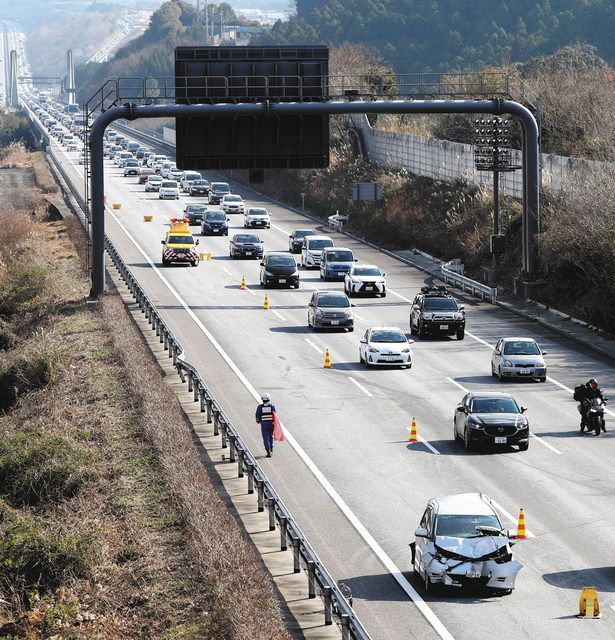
279, 278, 286, 283
466, 571, 481, 579
212, 228, 219, 232
330, 320, 340, 325
439, 324, 449, 330
245, 251, 252, 256
495, 436, 507, 444
518, 370, 533, 375
383, 356, 398, 361
365, 286, 374, 291
337, 272, 345, 276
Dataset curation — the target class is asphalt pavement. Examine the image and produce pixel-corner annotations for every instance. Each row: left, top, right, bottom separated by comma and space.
40, 116, 615, 640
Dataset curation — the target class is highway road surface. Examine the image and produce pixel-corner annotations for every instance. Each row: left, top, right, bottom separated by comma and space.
27, 103, 615, 640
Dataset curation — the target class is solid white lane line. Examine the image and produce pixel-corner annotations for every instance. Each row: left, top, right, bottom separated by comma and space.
244, 286, 256, 297
304, 338, 323, 354
222, 266, 232, 276
271, 222, 289, 235
465, 330, 494, 349
388, 288, 413, 303
489, 498, 535, 538
348, 376, 373, 397
547, 377, 572, 393
271, 309, 286, 322
418, 435, 441, 455
446, 377, 469, 394
106, 206, 454, 640
352, 311, 368, 323
530, 433, 562, 455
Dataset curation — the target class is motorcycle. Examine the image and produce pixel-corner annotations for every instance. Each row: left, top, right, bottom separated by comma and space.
579, 397, 607, 435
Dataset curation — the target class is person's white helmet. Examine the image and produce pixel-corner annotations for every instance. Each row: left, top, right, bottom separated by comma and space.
261, 392, 271, 403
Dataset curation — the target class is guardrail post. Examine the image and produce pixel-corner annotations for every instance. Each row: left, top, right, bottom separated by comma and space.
307, 561, 316, 598
290, 535, 301, 573
163, 330, 169, 350
155, 316, 160, 337
341, 614, 351, 639
279, 516, 288, 551
171, 343, 178, 364
177, 364, 186, 383
228, 434, 236, 462
220, 418, 227, 449
199, 387, 206, 412
187, 371, 193, 393
193, 380, 199, 402
323, 586, 333, 625
256, 479, 264, 512
246, 463, 254, 494
237, 452, 244, 478
206, 397, 213, 424
212, 407, 219, 434
267, 495, 276, 531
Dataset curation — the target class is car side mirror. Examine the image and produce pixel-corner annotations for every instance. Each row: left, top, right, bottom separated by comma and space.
541, 350, 547, 355
289, 235, 292, 238
259, 261, 264, 266
414, 527, 429, 538
354, 258, 358, 261
507, 529, 517, 541
296, 261, 300, 267
408, 339, 415, 344
195, 240, 199, 246
520, 407, 527, 413
457, 406, 467, 414
350, 303, 356, 307
226, 218, 230, 222
360, 339, 367, 344
161, 240, 165, 245
459, 305, 465, 311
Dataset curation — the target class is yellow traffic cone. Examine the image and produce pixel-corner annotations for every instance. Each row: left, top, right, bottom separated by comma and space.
207, 252, 212, 261
240, 276, 246, 290
516, 508, 527, 540
263, 294, 270, 310
323, 349, 331, 369
408, 418, 418, 443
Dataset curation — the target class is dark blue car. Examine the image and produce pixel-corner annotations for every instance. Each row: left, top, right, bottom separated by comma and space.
201, 210, 229, 236
229, 233, 264, 259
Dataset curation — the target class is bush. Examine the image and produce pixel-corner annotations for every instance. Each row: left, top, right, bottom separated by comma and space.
0, 429, 91, 507
0, 351, 59, 412
0, 264, 49, 320
0, 507, 97, 602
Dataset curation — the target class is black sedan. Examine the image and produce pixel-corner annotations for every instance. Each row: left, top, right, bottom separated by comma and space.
259, 252, 300, 288
288, 228, 317, 253
182, 204, 208, 225
454, 391, 529, 452
229, 233, 264, 259
189, 179, 210, 196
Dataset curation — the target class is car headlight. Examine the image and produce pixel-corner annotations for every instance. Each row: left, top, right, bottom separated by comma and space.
368, 347, 379, 353
467, 415, 483, 428
291, 270, 299, 277
422, 313, 433, 320
315, 309, 324, 316
504, 360, 513, 367
516, 416, 529, 427
537, 361, 545, 368
264, 271, 274, 277
454, 312, 464, 320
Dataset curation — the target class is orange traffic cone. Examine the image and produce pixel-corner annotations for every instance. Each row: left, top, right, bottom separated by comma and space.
408, 418, 418, 443
323, 349, 331, 369
516, 508, 527, 540
263, 293, 270, 310
240, 276, 246, 290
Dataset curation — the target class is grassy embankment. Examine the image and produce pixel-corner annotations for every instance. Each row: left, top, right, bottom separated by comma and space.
0, 142, 291, 640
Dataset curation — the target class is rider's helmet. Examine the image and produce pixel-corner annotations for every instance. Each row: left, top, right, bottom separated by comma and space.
260, 392, 271, 403
588, 378, 598, 390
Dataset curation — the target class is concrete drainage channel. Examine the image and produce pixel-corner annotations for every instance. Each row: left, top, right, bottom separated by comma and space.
32, 119, 371, 639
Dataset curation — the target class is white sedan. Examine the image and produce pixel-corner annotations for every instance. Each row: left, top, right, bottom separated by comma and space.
344, 264, 386, 297
491, 337, 547, 382
359, 327, 413, 368
243, 207, 271, 228
158, 180, 180, 200
222, 194, 246, 214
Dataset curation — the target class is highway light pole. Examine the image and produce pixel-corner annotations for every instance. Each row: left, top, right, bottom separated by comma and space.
89, 99, 539, 297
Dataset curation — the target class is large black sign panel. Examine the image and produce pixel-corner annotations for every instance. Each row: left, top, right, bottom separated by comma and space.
174, 46, 329, 170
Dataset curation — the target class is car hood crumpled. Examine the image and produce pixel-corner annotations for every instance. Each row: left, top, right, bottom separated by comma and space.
435, 535, 508, 560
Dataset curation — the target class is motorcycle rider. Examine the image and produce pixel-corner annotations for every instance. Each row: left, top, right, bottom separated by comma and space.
577, 379, 606, 433
255, 392, 276, 457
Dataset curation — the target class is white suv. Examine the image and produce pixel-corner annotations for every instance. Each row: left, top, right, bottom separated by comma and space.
300, 235, 334, 269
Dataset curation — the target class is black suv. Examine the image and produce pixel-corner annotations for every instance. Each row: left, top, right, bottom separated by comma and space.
410, 286, 465, 340
259, 252, 300, 288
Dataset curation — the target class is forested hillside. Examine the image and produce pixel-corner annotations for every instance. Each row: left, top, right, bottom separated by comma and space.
257, 0, 615, 72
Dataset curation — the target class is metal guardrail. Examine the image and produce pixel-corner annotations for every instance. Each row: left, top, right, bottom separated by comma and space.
441, 266, 497, 303
24, 102, 370, 640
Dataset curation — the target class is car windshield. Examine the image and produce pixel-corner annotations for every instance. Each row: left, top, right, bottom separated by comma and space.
317, 295, 349, 308
370, 330, 407, 343
503, 341, 540, 355
185, 174, 200, 180
224, 195, 241, 202
206, 212, 225, 221
126, 160, 138, 165
434, 514, 501, 538
185, 205, 206, 213
326, 250, 353, 262
167, 236, 194, 245
161, 181, 177, 188
423, 297, 458, 311
308, 239, 334, 250
294, 229, 315, 239
148, 176, 161, 182
235, 235, 260, 243
353, 267, 381, 276
193, 180, 209, 186
248, 208, 268, 215
212, 183, 230, 192
470, 398, 520, 414
268, 255, 295, 267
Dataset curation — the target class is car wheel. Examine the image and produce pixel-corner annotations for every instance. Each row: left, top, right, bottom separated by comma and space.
359, 350, 364, 364
410, 320, 417, 336
456, 329, 465, 340
491, 363, 497, 377
454, 422, 461, 442
417, 322, 425, 338
498, 366, 504, 382
424, 571, 434, 594
463, 427, 472, 451
539, 376, 547, 383
381, 290, 387, 298
294, 283, 300, 289
320, 273, 324, 280
348, 326, 354, 333
518, 443, 529, 451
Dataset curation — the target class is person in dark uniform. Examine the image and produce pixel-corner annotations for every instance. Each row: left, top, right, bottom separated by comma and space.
577, 379, 606, 433
256, 392, 276, 457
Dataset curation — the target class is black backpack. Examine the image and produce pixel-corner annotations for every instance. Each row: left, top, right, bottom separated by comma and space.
573, 384, 586, 401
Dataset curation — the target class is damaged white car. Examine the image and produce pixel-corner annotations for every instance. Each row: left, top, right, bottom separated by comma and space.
412, 493, 522, 594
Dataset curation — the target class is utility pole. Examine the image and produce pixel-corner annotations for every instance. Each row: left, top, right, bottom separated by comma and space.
205, 2, 209, 42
